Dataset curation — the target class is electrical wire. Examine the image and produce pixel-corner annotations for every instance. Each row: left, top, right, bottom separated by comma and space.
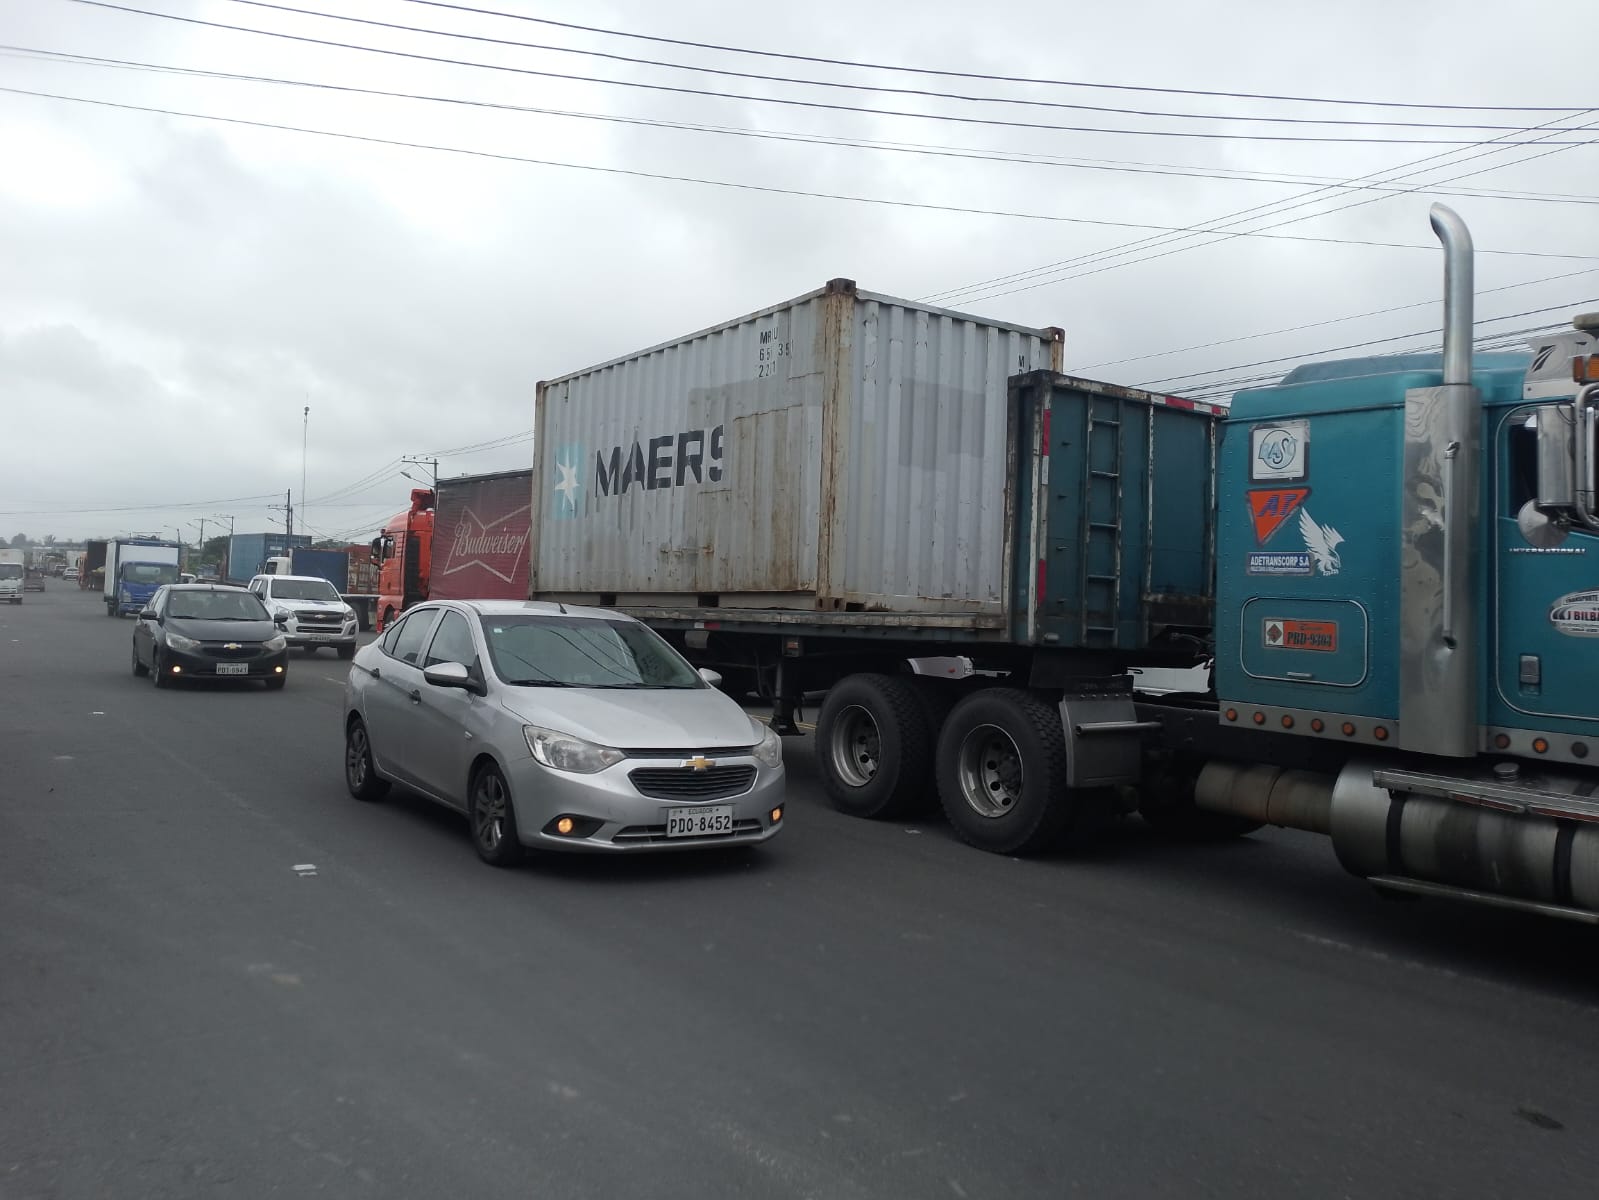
8, 85, 1597, 262
1134, 301, 1593, 389
391, 0, 1593, 114
202, 0, 1595, 133
12, 45, 1598, 207
61, 2, 1599, 145
1070, 268, 1598, 372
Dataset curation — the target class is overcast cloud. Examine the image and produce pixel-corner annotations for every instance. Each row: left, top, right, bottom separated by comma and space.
1, 0, 1594, 543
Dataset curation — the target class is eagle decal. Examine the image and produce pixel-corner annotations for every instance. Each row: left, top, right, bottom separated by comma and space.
1299, 508, 1344, 576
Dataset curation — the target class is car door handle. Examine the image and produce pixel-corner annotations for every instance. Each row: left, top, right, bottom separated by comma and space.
408, 689, 421, 703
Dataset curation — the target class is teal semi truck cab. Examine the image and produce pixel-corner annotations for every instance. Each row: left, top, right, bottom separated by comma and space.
1187, 207, 1599, 918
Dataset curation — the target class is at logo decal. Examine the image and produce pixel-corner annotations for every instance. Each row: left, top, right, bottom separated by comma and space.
1247, 488, 1309, 545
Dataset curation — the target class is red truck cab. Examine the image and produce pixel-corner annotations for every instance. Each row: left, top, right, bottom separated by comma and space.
372, 488, 435, 631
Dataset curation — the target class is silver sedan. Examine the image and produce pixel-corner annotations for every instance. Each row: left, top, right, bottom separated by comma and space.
342, 600, 785, 865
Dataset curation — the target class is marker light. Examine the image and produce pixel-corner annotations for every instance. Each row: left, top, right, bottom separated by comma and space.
1573, 354, 1599, 384
1342, 723, 1357, 737
1311, 719, 1325, 733
1533, 738, 1550, 755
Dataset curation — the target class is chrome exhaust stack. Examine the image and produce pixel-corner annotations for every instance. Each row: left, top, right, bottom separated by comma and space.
1397, 204, 1480, 758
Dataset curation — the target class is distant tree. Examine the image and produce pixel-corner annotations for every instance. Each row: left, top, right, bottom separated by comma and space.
8, 533, 26, 548
202, 535, 230, 563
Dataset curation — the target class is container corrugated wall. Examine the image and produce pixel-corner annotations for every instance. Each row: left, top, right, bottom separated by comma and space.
533, 281, 1061, 615
431, 470, 534, 601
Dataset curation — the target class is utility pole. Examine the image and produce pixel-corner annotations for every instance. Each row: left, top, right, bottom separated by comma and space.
301, 404, 310, 541
401, 456, 439, 488
267, 491, 294, 543
214, 514, 235, 581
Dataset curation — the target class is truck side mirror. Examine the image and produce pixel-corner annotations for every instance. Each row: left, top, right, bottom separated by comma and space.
1534, 404, 1576, 509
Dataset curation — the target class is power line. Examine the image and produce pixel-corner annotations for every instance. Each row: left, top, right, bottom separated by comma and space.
62, 2, 1599, 145
0, 491, 281, 518
202, 0, 1593, 134
925, 109, 1598, 307
12, 45, 1598, 207
390, 0, 1592, 115
1135, 304, 1590, 390
1069, 268, 1598, 372
9, 85, 1597, 262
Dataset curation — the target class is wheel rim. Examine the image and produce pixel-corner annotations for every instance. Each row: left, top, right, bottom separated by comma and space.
955, 724, 1025, 819
474, 772, 508, 853
346, 724, 369, 789
828, 704, 881, 788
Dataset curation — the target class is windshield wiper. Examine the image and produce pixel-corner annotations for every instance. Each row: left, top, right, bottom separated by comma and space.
509, 679, 577, 688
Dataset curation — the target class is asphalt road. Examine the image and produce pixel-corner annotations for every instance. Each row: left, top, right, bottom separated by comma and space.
3, 588, 1596, 1199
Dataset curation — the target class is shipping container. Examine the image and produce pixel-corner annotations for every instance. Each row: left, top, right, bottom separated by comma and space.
344, 543, 380, 594
227, 533, 311, 583
431, 469, 534, 601
80, 540, 107, 589
289, 548, 349, 593
532, 279, 1063, 616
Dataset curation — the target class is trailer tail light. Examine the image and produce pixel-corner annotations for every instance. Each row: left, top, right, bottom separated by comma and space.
1574, 354, 1599, 384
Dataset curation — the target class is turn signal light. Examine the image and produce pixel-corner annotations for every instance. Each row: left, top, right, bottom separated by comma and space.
1574, 354, 1599, 384
770, 807, 783, 823
556, 817, 575, 835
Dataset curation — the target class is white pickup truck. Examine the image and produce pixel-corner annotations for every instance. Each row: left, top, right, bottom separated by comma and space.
246, 573, 359, 658
0, 548, 24, 604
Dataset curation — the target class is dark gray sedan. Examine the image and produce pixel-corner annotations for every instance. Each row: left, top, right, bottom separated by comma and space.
132, 584, 289, 689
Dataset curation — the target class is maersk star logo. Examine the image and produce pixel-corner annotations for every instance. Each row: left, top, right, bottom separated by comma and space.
553, 445, 583, 518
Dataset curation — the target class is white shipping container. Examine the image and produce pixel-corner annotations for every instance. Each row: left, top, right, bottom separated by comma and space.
532, 280, 1062, 616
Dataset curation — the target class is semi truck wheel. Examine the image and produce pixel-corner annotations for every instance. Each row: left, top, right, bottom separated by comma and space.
815, 673, 939, 819
935, 688, 1087, 855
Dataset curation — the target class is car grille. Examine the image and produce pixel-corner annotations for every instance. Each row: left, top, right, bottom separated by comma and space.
199, 642, 270, 659
295, 610, 343, 626
613, 818, 764, 845
628, 765, 757, 801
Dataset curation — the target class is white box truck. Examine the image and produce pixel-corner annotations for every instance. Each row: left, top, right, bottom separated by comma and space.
0, 547, 25, 604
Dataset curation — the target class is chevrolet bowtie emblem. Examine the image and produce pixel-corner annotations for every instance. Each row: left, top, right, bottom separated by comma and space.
683, 756, 716, 772
224, 643, 242, 650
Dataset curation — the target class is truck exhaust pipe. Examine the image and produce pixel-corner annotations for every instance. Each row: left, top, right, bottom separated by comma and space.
1397, 204, 1480, 758
1430, 203, 1474, 386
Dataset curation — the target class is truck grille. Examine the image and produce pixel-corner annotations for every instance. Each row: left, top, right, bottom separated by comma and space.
628, 765, 757, 801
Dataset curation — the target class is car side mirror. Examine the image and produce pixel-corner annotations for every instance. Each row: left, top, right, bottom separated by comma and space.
273, 613, 288, 627
424, 661, 479, 692
698, 667, 723, 688
138, 608, 157, 621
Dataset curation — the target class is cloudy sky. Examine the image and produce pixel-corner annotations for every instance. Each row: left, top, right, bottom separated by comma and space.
1, 0, 1594, 543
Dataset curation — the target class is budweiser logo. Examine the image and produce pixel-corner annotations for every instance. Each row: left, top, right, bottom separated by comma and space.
441, 505, 530, 584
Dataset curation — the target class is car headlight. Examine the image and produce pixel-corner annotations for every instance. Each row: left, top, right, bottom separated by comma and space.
344, 606, 357, 620
524, 725, 625, 774
165, 632, 202, 652
750, 717, 784, 768
264, 634, 287, 651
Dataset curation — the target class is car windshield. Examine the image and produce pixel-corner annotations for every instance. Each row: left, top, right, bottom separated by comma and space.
480, 615, 703, 689
167, 590, 269, 621
271, 579, 340, 602
0, 564, 22, 580
122, 562, 179, 584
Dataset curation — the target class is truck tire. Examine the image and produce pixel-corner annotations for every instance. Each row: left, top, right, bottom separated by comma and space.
815, 673, 939, 820
935, 688, 1086, 855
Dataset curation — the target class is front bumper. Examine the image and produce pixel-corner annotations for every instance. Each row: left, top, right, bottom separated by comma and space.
504, 753, 786, 853
160, 643, 290, 681
282, 614, 358, 648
